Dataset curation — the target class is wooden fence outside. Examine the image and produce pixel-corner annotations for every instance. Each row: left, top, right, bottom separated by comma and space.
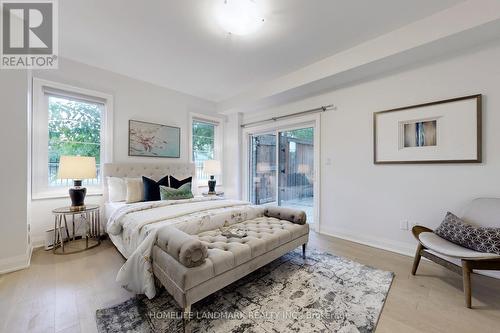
250, 135, 313, 205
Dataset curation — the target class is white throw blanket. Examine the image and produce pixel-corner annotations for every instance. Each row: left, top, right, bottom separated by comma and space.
107, 196, 224, 235
110, 199, 256, 298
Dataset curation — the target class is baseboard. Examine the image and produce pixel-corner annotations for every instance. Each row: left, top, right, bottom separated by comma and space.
31, 235, 46, 249
318, 228, 416, 258
318, 229, 500, 279
0, 244, 33, 275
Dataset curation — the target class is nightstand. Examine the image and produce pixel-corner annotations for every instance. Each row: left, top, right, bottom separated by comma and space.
51, 204, 101, 254
202, 191, 225, 198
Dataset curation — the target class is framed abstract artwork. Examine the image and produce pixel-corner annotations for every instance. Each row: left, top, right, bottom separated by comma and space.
373, 94, 482, 164
128, 120, 181, 158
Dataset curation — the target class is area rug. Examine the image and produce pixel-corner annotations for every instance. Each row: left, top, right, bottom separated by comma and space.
96, 249, 394, 333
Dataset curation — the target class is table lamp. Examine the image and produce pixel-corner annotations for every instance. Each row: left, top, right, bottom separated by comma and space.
57, 156, 97, 211
203, 160, 221, 194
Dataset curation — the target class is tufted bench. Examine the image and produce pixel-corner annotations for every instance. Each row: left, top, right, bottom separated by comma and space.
152, 207, 309, 314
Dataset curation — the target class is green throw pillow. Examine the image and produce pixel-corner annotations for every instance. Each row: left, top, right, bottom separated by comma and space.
160, 183, 194, 200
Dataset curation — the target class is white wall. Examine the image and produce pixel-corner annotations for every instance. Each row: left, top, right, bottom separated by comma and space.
238, 41, 500, 255
223, 113, 242, 199
0, 70, 30, 273
30, 58, 217, 246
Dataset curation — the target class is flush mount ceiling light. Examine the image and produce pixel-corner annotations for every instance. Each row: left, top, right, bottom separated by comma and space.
215, 0, 264, 36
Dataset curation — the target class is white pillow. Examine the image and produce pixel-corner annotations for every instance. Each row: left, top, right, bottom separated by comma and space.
125, 178, 144, 203
107, 177, 127, 202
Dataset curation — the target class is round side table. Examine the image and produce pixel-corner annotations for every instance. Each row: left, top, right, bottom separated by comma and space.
52, 205, 101, 254
201, 191, 225, 198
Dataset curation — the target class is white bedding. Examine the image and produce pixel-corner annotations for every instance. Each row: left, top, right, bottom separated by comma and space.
107, 197, 233, 257
106, 197, 263, 298
104, 201, 127, 221
105, 199, 219, 256
106, 198, 224, 258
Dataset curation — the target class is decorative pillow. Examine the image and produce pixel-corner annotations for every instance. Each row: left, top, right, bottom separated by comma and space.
125, 178, 144, 203
160, 183, 194, 201
142, 176, 169, 202
107, 177, 126, 202
435, 212, 500, 255
169, 176, 192, 189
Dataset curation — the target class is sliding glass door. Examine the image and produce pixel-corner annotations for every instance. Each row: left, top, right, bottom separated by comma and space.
249, 127, 315, 224
249, 133, 277, 205
278, 128, 314, 223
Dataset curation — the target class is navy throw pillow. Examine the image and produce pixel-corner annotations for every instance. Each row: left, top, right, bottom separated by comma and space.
169, 176, 192, 189
142, 175, 169, 201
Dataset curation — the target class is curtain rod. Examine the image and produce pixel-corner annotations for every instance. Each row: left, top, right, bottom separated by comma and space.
240, 104, 336, 128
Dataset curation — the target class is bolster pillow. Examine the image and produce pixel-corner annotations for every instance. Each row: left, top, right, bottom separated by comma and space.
263, 207, 307, 225
156, 226, 208, 268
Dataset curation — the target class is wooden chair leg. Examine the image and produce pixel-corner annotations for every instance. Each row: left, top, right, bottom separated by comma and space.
461, 260, 472, 309
411, 243, 423, 275
302, 243, 307, 258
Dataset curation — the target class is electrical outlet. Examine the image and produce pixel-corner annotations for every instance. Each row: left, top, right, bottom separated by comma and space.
400, 220, 409, 231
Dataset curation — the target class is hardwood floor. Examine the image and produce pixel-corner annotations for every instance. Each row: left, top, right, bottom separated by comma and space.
1, 232, 499, 333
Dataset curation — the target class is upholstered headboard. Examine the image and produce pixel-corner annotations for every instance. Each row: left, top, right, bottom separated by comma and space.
102, 162, 196, 202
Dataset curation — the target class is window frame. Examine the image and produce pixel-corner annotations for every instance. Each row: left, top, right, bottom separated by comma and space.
31, 78, 113, 200
188, 112, 224, 187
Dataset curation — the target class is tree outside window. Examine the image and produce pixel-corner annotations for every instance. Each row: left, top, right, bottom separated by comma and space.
192, 120, 215, 182
48, 96, 102, 186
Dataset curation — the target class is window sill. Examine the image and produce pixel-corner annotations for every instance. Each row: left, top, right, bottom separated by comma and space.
32, 189, 103, 201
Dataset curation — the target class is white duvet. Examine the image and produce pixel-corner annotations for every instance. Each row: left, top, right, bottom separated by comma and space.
107, 197, 262, 298
107, 197, 239, 255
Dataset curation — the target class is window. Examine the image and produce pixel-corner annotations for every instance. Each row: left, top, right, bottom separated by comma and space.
190, 114, 223, 186
32, 79, 113, 198
48, 96, 102, 187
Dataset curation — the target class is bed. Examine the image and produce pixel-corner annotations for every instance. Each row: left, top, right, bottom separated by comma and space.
103, 162, 198, 258
102, 162, 263, 282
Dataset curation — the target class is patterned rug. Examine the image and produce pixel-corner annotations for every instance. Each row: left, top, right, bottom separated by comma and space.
96, 249, 394, 333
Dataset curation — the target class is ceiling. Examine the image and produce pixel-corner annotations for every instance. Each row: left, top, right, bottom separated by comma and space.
59, 0, 465, 102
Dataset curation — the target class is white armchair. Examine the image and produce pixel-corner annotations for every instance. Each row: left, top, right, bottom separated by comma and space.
411, 198, 500, 308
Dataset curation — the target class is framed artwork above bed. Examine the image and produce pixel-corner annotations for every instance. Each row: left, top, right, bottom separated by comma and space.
373, 94, 482, 164
128, 120, 181, 158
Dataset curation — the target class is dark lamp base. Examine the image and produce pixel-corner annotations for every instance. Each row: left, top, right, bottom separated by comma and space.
70, 205, 86, 212
208, 175, 216, 194
69, 180, 87, 210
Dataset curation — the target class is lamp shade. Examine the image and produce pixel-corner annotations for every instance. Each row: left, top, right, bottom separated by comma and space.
203, 160, 221, 175
57, 156, 97, 180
